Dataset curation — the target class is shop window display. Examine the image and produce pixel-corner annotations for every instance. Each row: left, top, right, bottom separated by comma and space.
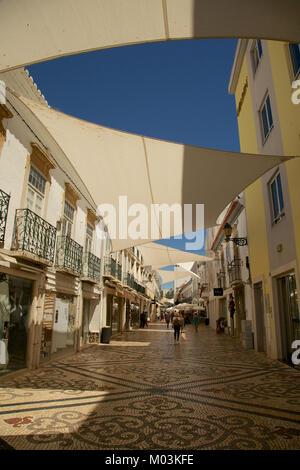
0, 274, 33, 374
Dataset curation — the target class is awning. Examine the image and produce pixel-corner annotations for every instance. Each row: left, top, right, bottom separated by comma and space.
158, 269, 194, 285
139, 242, 214, 269
4, 90, 292, 253
1, 0, 299, 73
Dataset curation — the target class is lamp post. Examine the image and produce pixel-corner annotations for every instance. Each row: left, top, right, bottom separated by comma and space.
224, 223, 248, 246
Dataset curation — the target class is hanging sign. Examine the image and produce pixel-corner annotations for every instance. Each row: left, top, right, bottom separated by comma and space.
214, 288, 224, 296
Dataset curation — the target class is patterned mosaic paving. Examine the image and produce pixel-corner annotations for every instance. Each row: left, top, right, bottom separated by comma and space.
0, 323, 300, 450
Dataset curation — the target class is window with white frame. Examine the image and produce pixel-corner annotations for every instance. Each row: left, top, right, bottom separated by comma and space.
62, 200, 75, 237
269, 171, 285, 224
289, 43, 300, 80
26, 165, 46, 216
105, 232, 111, 253
85, 222, 94, 253
251, 39, 263, 74
260, 94, 274, 142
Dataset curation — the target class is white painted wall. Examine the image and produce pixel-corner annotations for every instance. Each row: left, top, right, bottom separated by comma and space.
0, 129, 27, 249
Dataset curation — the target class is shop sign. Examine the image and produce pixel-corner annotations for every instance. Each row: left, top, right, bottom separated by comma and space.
214, 288, 224, 296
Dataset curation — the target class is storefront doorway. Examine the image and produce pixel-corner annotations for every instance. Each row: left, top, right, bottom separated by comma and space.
106, 294, 120, 335
112, 297, 120, 334
277, 273, 300, 364
82, 298, 90, 345
0, 274, 33, 374
51, 294, 76, 354
254, 282, 267, 352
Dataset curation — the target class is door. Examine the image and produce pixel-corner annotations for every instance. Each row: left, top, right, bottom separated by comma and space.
82, 299, 90, 345
51, 296, 75, 353
254, 282, 267, 352
52, 297, 69, 352
277, 273, 300, 363
112, 297, 120, 334
0, 275, 33, 373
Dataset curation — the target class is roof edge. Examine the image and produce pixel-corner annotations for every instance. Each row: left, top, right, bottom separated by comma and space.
228, 39, 248, 95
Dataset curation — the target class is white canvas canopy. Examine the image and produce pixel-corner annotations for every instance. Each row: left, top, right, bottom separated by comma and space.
4, 89, 292, 253
1, 0, 299, 73
139, 242, 214, 269
158, 268, 198, 285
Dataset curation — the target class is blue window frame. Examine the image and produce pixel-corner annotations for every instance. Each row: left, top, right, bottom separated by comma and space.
289, 43, 300, 79
251, 39, 263, 74
270, 172, 284, 223
260, 94, 274, 142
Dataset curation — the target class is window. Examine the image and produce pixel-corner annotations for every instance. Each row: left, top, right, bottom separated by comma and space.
269, 172, 284, 223
251, 39, 263, 74
289, 43, 300, 80
62, 200, 75, 237
226, 246, 231, 264
85, 222, 93, 253
260, 94, 274, 142
26, 165, 46, 216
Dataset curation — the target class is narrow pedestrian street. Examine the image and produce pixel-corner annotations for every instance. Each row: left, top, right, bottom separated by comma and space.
0, 322, 300, 450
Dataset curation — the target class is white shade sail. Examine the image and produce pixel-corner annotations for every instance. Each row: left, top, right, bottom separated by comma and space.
1, 0, 299, 72
4, 90, 292, 253
139, 242, 214, 269
158, 269, 192, 285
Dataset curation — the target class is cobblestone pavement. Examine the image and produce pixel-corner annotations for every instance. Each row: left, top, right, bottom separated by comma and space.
0, 323, 300, 450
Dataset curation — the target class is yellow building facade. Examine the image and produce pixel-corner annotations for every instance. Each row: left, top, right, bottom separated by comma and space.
229, 39, 300, 362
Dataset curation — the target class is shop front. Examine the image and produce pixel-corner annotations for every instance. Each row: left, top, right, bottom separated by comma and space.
51, 294, 76, 354
106, 294, 121, 335
82, 298, 90, 345
130, 301, 140, 328
0, 274, 33, 375
40, 271, 79, 362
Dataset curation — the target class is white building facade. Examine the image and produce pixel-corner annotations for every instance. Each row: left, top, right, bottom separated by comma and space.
0, 69, 161, 375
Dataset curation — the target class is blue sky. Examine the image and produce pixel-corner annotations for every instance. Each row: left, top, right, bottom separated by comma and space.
27, 39, 240, 288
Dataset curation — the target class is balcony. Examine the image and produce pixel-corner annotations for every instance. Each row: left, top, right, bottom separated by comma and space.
11, 208, 56, 263
217, 271, 226, 289
0, 189, 10, 244
228, 259, 243, 284
56, 235, 83, 275
104, 257, 122, 281
124, 273, 146, 295
82, 251, 101, 282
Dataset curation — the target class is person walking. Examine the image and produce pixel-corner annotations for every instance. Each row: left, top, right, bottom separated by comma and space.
172, 312, 181, 343
228, 294, 235, 336
165, 312, 170, 329
180, 313, 185, 333
140, 311, 146, 328
193, 312, 199, 332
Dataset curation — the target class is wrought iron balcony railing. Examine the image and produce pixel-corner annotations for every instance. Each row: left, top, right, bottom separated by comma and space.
124, 272, 134, 289
11, 208, 57, 262
56, 235, 83, 274
136, 282, 146, 295
124, 272, 146, 295
0, 189, 10, 244
104, 257, 122, 281
228, 259, 242, 284
83, 251, 101, 282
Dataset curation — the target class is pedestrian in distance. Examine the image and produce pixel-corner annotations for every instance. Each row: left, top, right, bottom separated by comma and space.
140, 311, 146, 328
193, 312, 199, 332
165, 312, 170, 329
172, 312, 181, 343
144, 310, 149, 327
228, 293, 235, 336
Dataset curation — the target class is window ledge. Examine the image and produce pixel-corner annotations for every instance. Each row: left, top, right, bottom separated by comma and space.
271, 212, 285, 226
262, 123, 274, 145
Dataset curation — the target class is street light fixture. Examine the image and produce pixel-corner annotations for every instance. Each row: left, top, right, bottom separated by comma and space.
224, 223, 248, 246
